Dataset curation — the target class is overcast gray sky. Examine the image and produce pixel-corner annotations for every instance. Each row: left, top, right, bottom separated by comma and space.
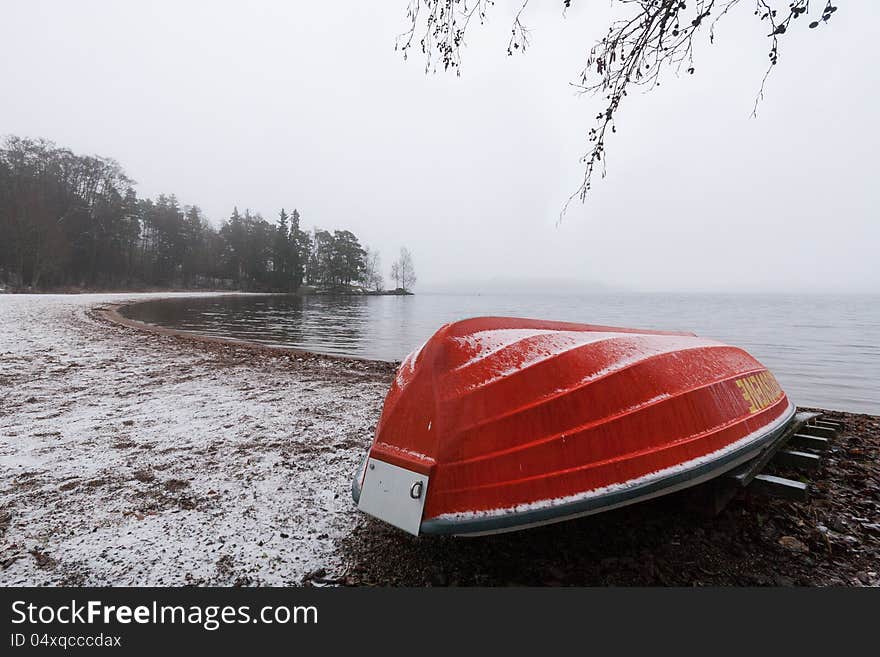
2, 1, 877, 293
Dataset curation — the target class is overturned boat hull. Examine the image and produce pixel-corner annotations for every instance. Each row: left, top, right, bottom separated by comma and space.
353, 317, 794, 536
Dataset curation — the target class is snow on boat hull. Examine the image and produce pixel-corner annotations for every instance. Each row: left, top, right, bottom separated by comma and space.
353, 317, 795, 536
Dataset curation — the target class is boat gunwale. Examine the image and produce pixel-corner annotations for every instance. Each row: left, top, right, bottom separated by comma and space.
417, 402, 797, 536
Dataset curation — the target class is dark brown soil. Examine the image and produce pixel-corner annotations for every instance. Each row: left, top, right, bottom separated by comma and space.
340, 409, 879, 586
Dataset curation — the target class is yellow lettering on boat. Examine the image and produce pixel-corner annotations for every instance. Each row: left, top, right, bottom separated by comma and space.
735, 371, 782, 413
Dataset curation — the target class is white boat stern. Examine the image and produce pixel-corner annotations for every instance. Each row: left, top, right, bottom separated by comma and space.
357, 458, 429, 536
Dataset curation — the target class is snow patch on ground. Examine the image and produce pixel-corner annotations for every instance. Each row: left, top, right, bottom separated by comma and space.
0, 294, 388, 585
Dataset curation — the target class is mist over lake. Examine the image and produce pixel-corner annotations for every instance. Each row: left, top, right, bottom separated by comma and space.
122, 292, 880, 415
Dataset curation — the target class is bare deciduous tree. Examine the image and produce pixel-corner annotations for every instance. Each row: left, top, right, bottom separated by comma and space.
363, 246, 385, 291
399, 247, 417, 291
390, 247, 417, 291
397, 0, 839, 213
390, 260, 401, 289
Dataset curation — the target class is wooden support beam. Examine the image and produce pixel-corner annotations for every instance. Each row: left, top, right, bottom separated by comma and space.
682, 480, 739, 517
791, 433, 830, 452
773, 449, 821, 471
727, 411, 814, 489
814, 420, 843, 432
800, 424, 836, 439
748, 474, 809, 501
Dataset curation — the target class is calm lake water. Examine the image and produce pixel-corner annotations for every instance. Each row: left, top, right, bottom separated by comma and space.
122, 293, 880, 415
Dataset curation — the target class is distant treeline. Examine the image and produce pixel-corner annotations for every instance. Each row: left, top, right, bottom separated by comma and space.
0, 136, 413, 292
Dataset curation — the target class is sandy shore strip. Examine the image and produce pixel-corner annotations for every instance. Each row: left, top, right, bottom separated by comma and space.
0, 293, 392, 585
1, 293, 878, 586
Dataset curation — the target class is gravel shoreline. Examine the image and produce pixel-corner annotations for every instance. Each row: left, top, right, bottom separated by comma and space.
1, 294, 877, 586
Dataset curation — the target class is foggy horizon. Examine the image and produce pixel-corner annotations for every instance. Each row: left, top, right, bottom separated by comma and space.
3, 1, 877, 294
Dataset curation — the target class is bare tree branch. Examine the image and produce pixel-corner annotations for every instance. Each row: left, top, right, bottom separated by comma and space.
398, 0, 840, 217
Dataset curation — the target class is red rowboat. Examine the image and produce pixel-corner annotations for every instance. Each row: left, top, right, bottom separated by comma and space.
353, 316, 794, 536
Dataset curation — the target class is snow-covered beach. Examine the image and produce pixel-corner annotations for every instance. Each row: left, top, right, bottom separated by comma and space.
0, 294, 392, 585
2, 294, 878, 587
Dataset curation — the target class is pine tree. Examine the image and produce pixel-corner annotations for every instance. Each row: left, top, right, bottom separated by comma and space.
273, 208, 290, 289
289, 208, 304, 289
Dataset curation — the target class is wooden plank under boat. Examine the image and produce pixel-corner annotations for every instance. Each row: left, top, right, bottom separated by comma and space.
353, 316, 795, 536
